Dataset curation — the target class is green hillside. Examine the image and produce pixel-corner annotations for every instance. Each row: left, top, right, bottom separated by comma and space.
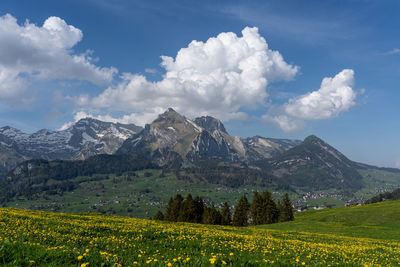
1, 201, 400, 266
3, 163, 400, 218
260, 200, 400, 240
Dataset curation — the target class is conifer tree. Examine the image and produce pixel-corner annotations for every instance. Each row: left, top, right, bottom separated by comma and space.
193, 196, 205, 223
220, 202, 232, 225
164, 197, 174, 221
178, 194, 197, 222
165, 194, 183, 222
202, 205, 222, 225
154, 210, 164, 220
250, 191, 264, 225
232, 195, 250, 226
261, 190, 279, 224
279, 193, 294, 222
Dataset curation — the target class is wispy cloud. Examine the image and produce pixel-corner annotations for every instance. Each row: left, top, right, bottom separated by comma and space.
145, 68, 158, 74
383, 48, 400, 55
221, 4, 363, 45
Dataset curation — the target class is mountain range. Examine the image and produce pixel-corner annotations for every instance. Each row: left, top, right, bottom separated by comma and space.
1, 108, 400, 216
0, 118, 142, 177
2, 108, 400, 193
0, 108, 301, 178
117, 108, 301, 166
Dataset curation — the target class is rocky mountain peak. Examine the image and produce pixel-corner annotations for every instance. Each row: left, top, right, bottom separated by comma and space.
153, 108, 185, 124
194, 116, 227, 134
0, 119, 143, 175
303, 135, 324, 145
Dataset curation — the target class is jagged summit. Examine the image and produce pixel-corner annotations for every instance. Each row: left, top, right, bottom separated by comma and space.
118, 109, 301, 165
153, 108, 187, 124
194, 116, 227, 134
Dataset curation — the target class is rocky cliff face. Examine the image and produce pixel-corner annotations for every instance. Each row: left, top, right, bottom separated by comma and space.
116, 108, 226, 165
117, 109, 300, 165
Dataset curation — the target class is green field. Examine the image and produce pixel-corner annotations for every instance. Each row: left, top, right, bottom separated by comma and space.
3, 167, 400, 219
4, 169, 263, 218
1, 200, 400, 266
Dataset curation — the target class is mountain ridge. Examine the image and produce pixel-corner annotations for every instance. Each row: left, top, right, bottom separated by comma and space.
117, 108, 301, 165
0, 118, 143, 177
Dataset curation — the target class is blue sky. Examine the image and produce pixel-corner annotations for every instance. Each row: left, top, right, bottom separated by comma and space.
0, 0, 399, 168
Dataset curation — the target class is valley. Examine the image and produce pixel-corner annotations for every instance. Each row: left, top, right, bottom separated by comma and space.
3, 166, 399, 219
1, 108, 400, 218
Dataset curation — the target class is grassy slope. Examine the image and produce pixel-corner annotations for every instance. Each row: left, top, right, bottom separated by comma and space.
260, 200, 400, 240
1, 201, 400, 266
356, 168, 400, 199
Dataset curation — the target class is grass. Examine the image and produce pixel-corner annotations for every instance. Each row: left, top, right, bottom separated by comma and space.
260, 200, 400, 241
4, 169, 274, 218
4, 168, 400, 219
1, 200, 400, 266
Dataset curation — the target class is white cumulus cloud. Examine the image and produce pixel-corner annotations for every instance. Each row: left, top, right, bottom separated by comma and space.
264, 69, 358, 132
58, 109, 164, 130
74, 27, 298, 124
0, 14, 117, 102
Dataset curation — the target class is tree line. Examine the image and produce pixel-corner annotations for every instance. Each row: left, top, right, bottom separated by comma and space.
154, 190, 294, 226
366, 187, 400, 204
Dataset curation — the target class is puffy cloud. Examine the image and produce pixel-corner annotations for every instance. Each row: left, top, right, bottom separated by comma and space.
0, 14, 117, 102
75, 27, 298, 123
58, 109, 163, 130
0, 67, 27, 100
264, 69, 357, 132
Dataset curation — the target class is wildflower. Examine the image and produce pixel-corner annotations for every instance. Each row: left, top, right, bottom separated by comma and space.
77, 255, 83, 261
